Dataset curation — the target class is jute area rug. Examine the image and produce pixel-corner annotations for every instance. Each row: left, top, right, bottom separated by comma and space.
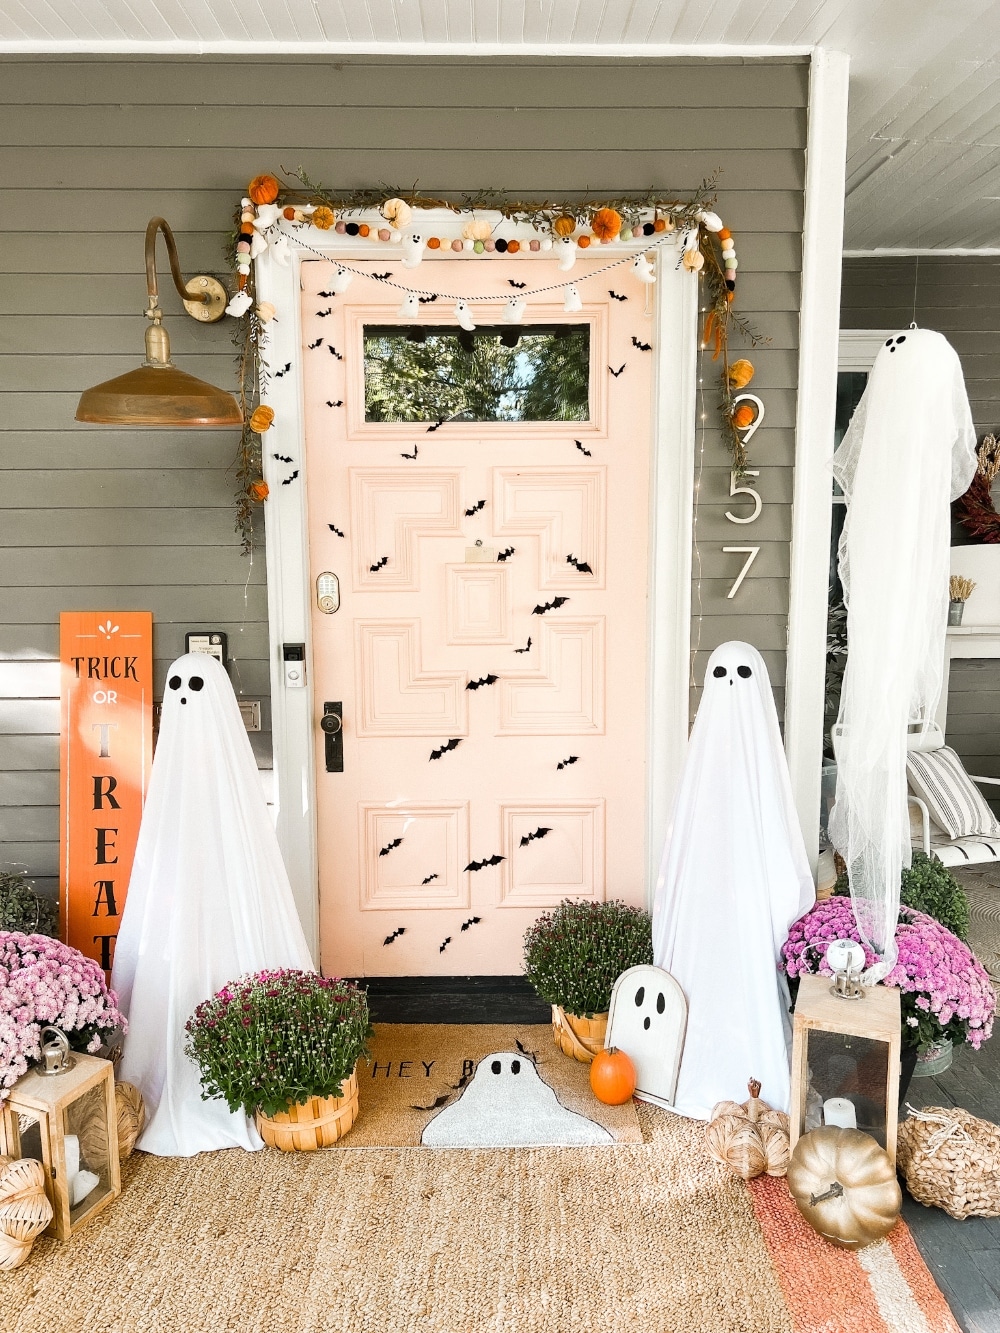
348, 1023, 641, 1145
5, 1038, 960, 1333
954, 867, 1000, 999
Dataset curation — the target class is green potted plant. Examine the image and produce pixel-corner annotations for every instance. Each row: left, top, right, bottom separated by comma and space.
834, 851, 970, 941
184, 969, 371, 1151
523, 899, 653, 1063
0, 870, 59, 937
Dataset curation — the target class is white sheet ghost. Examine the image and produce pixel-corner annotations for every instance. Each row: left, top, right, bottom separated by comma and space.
607, 965, 687, 1109
420, 1052, 612, 1147
112, 653, 313, 1157
651, 642, 815, 1119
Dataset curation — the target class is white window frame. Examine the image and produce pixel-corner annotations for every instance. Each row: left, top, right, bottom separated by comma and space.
254, 225, 698, 956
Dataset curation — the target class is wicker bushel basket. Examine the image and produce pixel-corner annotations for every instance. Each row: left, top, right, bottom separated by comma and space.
897, 1106, 1000, 1220
255, 1069, 359, 1152
551, 1005, 608, 1064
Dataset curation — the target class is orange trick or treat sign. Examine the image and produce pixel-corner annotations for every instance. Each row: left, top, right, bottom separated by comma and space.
59, 612, 153, 974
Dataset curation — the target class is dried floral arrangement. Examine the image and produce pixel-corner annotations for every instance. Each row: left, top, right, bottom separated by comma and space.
956, 434, 1000, 543
949, 575, 976, 602
225, 171, 767, 551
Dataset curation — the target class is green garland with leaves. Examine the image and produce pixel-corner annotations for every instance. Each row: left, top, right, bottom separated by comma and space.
231, 171, 767, 552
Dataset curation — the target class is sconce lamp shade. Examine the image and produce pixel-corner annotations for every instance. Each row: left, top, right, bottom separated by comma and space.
76, 363, 242, 427
75, 216, 242, 429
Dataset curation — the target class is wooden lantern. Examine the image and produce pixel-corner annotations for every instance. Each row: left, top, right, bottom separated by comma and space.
0, 1044, 121, 1241
790, 973, 902, 1168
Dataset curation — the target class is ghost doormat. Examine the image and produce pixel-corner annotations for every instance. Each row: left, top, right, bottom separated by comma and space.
338, 1024, 642, 1147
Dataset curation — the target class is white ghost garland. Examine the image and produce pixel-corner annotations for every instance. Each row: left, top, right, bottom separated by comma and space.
503, 296, 526, 324
401, 232, 426, 269
563, 284, 582, 313
112, 653, 314, 1157
420, 1051, 612, 1147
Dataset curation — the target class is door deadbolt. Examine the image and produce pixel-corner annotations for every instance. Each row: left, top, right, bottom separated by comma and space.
317, 572, 340, 614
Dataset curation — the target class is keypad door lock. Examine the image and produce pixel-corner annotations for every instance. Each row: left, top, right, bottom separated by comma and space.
321, 702, 344, 773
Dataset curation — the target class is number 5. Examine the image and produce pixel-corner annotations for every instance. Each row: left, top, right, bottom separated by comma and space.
722, 546, 760, 599
725, 469, 761, 524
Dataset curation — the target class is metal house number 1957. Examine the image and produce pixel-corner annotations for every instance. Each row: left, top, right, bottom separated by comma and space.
722, 394, 764, 599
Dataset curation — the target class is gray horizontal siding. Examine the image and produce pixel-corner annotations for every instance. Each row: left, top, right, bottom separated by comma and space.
0, 53, 805, 890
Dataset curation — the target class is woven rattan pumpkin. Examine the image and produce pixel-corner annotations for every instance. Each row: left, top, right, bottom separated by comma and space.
787, 1128, 901, 1250
0, 1156, 53, 1270
706, 1080, 790, 1179
898, 1106, 1000, 1220
115, 1081, 146, 1160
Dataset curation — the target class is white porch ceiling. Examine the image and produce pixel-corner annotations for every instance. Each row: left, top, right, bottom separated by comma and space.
1, 1, 998, 250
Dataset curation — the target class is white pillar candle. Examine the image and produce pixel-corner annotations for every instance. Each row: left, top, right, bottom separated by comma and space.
64, 1133, 80, 1181
823, 1096, 858, 1130
70, 1169, 100, 1207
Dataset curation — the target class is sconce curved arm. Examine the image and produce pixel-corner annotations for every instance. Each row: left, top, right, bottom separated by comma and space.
143, 216, 228, 324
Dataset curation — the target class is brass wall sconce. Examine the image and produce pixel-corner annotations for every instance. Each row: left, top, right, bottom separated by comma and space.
76, 217, 242, 427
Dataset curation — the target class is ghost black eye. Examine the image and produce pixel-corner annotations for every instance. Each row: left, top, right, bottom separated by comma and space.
189, 676, 204, 692
737, 665, 752, 679
168, 676, 181, 690
713, 666, 727, 678
885, 338, 892, 347
491, 1060, 501, 1074
634, 986, 645, 1006
657, 992, 665, 1014
897, 335, 906, 344
511, 1060, 521, 1074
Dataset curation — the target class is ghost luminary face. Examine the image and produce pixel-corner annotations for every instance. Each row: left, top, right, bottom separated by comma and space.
167, 672, 205, 705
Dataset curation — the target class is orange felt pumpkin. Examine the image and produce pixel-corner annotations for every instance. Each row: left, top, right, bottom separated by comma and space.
249, 404, 275, 433
727, 359, 755, 389
248, 175, 280, 206
248, 479, 269, 503
589, 1046, 636, 1105
311, 206, 336, 231
732, 403, 756, 430
552, 215, 576, 238
591, 208, 622, 241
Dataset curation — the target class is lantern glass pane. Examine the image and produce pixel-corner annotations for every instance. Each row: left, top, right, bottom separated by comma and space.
63, 1085, 112, 1222
14, 1108, 44, 1162
804, 1030, 890, 1147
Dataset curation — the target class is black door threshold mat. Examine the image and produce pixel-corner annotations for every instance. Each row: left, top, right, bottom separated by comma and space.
349, 975, 551, 1024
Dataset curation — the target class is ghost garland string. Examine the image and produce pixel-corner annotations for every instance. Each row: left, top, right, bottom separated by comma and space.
229, 171, 767, 551
956, 435, 1000, 543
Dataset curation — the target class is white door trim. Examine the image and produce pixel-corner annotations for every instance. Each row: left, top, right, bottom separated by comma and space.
255, 226, 697, 955
784, 46, 850, 873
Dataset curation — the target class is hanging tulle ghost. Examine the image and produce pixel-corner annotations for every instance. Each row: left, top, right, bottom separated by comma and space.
503, 297, 526, 324
563, 284, 582, 313
830, 329, 976, 980
401, 232, 426, 269
398, 292, 420, 318
556, 237, 577, 271
455, 300, 476, 332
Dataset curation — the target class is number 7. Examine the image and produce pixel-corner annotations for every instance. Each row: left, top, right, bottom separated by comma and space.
722, 546, 760, 599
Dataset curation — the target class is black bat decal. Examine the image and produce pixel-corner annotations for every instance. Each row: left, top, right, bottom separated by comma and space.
460, 916, 482, 931
465, 854, 505, 872
515, 636, 532, 653
383, 927, 406, 946
566, 554, 594, 574
274, 362, 292, 378
439, 936, 452, 954
557, 755, 579, 770
379, 837, 403, 857
421, 873, 439, 885
609, 363, 626, 377
631, 336, 652, 352
418, 294, 439, 304
466, 674, 498, 690
281, 470, 299, 485
411, 1090, 454, 1110
519, 826, 552, 847
426, 419, 446, 433
308, 338, 323, 350
574, 440, 592, 457
508, 279, 527, 289
369, 555, 389, 572
328, 346, 343, 359
464, 500, 486, 516
371, 271, 392, 281
608, 290, 628, 302
328, 523, 345, 537
317, 290, 335, 298
401, 445, 418, 460
532, 596, 569, 615
316, 307, 332, 317
429, 738, 461, 761
497, 546, 515, 562
326, 399, 344, 407
272, 453, 293, 463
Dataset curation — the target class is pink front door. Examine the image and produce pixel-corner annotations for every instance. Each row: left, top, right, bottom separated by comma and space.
302, 256, 653, 977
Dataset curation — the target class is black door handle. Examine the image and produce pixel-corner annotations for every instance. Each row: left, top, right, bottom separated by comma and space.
321, 702, 344, 772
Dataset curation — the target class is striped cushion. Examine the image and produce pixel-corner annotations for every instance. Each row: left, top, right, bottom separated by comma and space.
906, 745, 1000, 840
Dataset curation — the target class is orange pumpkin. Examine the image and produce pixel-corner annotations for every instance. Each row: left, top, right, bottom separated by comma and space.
248, 479, 269, 503
552, 215, 576, 238
727, 359, 755, 389
589, 1046, 636, 1105
732, 403, 756, 430
248, 174, 280, 206
591, 208, 622, 241
311, 206, 336, 231
249, 404, 275, 433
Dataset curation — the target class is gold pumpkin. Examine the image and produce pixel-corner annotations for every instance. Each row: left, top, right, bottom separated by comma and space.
786, 1128, 901, 1250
